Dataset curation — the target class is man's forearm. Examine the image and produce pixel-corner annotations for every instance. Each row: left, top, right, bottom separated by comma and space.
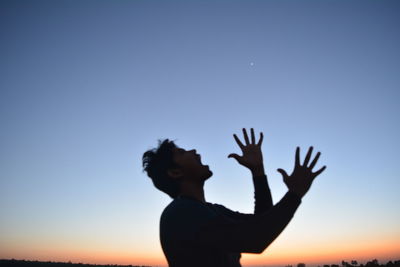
252, 172, 273, 214
195, 190, 301, 253
248, 190, 301, 253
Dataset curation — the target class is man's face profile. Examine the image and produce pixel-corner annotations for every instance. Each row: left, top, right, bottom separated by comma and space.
168, 147, 213, 182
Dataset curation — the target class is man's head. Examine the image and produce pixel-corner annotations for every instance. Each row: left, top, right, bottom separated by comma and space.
142, 139, 213, 199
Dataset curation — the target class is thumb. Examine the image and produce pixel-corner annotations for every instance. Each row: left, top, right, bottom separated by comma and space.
277, 168, 289, 180
228, 153, 241, 163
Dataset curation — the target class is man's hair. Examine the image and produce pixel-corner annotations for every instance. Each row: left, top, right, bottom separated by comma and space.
142, 139, 180, 199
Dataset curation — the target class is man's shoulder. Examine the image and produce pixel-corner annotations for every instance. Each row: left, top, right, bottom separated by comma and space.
160, 197, 219, 227
162, 197, 212, 217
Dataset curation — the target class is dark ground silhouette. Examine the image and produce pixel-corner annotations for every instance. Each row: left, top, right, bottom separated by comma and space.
0, 259, 150, 267
1, 259, 399, 267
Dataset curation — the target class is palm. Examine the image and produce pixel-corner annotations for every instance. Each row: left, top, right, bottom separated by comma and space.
284, 165, 313, 193
240, 145, 263, 168
278, 146, 326, 198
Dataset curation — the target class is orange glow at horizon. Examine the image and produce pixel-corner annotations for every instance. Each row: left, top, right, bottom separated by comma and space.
0, 247, 167, 267
1, 238, 399, 267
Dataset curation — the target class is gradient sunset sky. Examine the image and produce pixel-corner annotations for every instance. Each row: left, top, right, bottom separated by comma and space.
1, 1, 399, 267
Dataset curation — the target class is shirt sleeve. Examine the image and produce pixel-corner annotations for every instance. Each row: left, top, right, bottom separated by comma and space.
193, 191, 302, 254
252, 174, 273, 214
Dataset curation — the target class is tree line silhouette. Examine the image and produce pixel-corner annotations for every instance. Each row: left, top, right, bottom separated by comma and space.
0, 259, 151, 267
285, 259, 400, 267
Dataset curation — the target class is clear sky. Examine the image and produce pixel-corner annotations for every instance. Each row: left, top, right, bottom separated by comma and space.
1, 1, 399, 267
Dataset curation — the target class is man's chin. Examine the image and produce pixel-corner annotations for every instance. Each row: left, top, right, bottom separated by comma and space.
204, 166, 213, 179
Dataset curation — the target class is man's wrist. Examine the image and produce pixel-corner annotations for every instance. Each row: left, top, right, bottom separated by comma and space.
251, 165, 265, 177
288, 189, 304, 199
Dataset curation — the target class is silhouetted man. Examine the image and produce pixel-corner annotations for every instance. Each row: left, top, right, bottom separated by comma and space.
142, 128, 326, 267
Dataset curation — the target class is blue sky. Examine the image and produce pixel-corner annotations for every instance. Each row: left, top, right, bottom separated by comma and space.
0, 1, 399, 266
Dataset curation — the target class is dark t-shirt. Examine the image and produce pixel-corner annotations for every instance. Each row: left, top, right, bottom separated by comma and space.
159, 175, 301, 267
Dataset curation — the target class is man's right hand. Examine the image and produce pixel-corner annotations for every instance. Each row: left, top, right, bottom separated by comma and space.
277, 146, 326, 199
228, 128, 265, 176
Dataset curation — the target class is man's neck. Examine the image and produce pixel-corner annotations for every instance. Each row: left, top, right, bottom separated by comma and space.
178, 181, 206, 203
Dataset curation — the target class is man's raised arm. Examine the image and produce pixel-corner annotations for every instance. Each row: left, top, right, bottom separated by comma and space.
197, 145, 326, 254
228, 128, 273, 214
